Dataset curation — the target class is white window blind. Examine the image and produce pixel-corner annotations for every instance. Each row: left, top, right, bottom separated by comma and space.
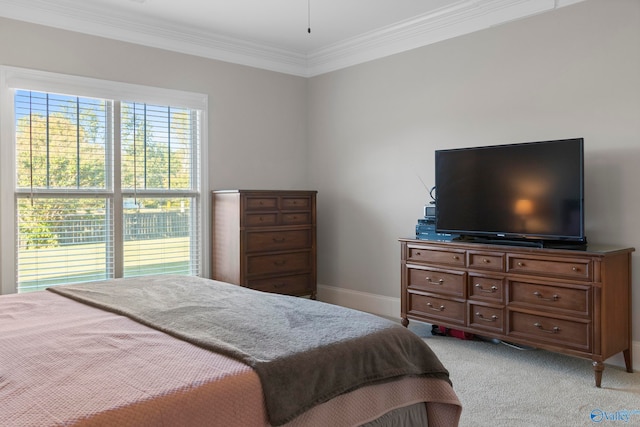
11, 89, 202, 292
119, 102, 201, 278
15, 92, 114, 291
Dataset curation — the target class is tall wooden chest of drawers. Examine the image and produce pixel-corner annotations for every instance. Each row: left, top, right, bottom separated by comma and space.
400, 238, 634, 387
212, 190, 317, 298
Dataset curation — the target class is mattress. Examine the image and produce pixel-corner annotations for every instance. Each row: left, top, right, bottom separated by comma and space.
0, 279, 461, 426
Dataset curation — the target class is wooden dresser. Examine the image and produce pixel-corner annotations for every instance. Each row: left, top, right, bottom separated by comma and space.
212, 190, 317, 298
400, 238, 634, 387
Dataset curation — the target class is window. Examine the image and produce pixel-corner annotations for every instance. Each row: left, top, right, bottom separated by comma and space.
1, 68, 208, 294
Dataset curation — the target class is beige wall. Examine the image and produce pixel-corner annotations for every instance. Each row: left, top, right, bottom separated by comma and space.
0, 16, 309, 192
308, 0, 640, 340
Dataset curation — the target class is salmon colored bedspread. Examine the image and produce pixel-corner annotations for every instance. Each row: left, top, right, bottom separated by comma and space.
0, 290, 461, 427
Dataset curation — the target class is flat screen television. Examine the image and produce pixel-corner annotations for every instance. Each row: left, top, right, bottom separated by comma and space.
435, 138, 586, 247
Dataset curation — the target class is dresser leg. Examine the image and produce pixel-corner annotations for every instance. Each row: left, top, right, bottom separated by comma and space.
623, 348, 633, 373
401, 317, 409, 327
592, 361, 604, 388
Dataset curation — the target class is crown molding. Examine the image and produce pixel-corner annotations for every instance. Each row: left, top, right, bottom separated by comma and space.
0, 0, 585, 77
306, 0, 585, 76
0, 0, 310, 76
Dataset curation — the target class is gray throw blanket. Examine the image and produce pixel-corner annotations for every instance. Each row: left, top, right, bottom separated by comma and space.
48, 275, 450, 426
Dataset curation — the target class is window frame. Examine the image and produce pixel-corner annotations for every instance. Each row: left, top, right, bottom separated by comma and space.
0, 66, 209, 294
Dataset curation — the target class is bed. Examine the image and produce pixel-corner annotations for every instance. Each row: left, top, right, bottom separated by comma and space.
0, 275, 461, 426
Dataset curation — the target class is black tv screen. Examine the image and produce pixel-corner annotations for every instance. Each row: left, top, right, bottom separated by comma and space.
435, 138, 585, 245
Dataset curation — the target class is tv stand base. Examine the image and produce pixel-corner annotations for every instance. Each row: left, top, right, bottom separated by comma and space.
400, 238, 634, 387
453, 235, 588, 250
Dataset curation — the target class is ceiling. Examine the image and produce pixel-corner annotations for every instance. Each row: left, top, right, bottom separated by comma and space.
0, 0, 585, 77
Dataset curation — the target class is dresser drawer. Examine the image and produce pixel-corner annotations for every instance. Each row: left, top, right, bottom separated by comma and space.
407, 267, 465, 297
244, 212, 278, 227
468, 303, 504, 333
507, 254, 591, 280
247, 274, 314, 295
245, 196, 279, 210
508, 280, 590, 317
468, 274, 504, 303
281, 196, 312, 210
407, 246, 465, 267
245, 229, 311, 252
407, 293, 465, 325
509, 311, 590, 351
468, 251, 504, 271
281, 212, 312, 225
246, 251, 311, 276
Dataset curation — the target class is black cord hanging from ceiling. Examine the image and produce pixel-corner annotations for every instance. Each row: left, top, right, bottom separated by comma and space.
307, 0, 311, 33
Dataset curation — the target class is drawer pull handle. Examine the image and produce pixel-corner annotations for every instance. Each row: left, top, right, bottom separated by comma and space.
572, 266, 579, 272
425, 277, 444, 285
475, 284, 498, 293
517, 262, 525, 267
483, 258, 491, 263
475, 312, 498, 322
533, 291, 559, 302
272, 237, 286, 243
453, 255, 459, 260
273, 260, 287, 266
534, 322, 560, 334
427, 302, 445, 312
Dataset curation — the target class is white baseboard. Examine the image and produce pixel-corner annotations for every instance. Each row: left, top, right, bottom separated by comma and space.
317, 283, 400, 320
316, 283, 640, 371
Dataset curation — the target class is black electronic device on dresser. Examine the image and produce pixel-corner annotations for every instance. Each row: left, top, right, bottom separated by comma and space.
415, 194, 456, 241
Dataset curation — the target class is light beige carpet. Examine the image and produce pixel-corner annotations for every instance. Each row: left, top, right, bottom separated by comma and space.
408, 322, 640, 427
